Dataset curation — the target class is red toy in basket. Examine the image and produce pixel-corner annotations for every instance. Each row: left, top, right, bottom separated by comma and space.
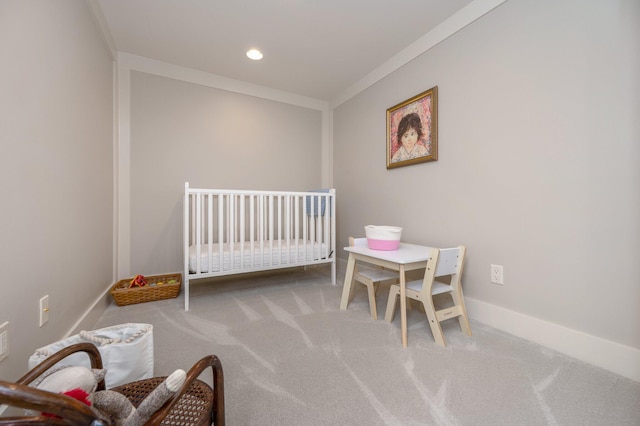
129, 274, 147, 288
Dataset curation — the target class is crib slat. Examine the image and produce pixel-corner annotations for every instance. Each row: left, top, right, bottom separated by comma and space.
285, 195, 291, 265
277, 195, 282, 265
268, 194, 273, 266
238, 195, 245, 269
218, 193, 224, 272
207, 193, 213, 274
195, 193, 202, 273
250, 195, 255, 268
322, 192, 328, 258
259, 195, 263, 265
230, 194, 235, 271
303, 197, 308, 261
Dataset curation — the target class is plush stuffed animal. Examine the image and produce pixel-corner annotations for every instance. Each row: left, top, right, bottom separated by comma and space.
32, 365, 186, 426
91, 369, 185, 425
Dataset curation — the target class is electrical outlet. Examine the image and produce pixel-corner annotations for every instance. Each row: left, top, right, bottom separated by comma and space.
490, 264, 504, 285
39, 295, 49, 327
0, 321, 8, 362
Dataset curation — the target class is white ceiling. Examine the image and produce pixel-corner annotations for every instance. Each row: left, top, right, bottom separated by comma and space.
94, 0, 476, 102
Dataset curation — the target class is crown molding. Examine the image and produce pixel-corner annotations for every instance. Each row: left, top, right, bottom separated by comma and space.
117, 52, 329, 112
330, 0, 509, 108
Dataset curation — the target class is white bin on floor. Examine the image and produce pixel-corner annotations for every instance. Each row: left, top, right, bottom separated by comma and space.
28, 323, 154, 389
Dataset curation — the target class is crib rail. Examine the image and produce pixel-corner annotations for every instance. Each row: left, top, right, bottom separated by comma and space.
183, 183, 336, 310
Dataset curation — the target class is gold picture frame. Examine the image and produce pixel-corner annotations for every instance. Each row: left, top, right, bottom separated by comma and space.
386, 86, 438, 169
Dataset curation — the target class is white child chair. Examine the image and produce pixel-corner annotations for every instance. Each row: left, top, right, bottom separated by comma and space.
348, 237, 400, 320
384, 245, 471, 346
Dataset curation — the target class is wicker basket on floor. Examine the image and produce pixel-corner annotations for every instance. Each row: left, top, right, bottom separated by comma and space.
110, 273, 181, 306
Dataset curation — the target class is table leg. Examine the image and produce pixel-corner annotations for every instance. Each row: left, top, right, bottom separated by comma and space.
400, 264, 407, 348
340, 254, 356, 310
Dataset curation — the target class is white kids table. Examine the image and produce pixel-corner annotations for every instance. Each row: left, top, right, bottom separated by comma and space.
340, 242, 434, 347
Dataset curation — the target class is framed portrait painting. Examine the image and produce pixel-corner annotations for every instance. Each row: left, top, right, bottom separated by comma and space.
386, 86, 438, 169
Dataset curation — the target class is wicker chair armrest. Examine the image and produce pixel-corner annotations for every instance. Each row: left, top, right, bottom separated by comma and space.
0, 380, 110, 425
147, 354, 225, 426
17, 342, 106, 391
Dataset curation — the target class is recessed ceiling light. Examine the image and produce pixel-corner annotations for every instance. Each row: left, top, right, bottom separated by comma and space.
246, 49, 263, 60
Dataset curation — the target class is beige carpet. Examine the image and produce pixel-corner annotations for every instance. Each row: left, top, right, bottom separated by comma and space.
93, 265, 640, 425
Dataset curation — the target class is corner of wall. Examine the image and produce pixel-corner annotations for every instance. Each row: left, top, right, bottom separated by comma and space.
64, 283, 114, 337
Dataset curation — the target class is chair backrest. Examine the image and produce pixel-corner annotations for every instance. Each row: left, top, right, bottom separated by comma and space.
0, 342, 110, 425
434, 246, 464, 277
421, 246, 466, 296
0, 380, 111, 425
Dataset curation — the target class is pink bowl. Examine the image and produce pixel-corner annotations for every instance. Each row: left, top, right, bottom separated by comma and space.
364, 225, 402, 250
367, 238, 400, 251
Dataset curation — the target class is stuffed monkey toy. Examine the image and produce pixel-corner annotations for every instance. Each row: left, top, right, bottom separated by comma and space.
91, 369, 186, 425
32, 365, 186, 426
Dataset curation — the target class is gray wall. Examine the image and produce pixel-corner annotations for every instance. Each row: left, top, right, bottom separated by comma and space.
333, 0, 640, 350
129, 72, 323, 275
0, 0, 114, 380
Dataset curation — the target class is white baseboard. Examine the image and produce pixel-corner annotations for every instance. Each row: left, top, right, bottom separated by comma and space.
465, 297, 640, 383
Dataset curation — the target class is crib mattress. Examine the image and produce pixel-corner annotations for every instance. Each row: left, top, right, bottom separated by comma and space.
189, 240, 329, 273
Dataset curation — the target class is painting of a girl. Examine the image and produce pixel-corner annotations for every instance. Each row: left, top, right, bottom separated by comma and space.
386, 86, 438, 169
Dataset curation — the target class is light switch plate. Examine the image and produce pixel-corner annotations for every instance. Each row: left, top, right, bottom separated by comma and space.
39, 295, 49, 327
0, 321, 8, 362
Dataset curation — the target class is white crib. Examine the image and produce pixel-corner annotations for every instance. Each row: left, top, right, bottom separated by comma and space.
183, 182, 336, 310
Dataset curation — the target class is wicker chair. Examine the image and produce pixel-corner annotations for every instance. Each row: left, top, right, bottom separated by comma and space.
0, 342, 224, 425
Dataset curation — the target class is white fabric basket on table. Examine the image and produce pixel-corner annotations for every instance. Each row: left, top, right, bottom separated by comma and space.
28, 323, 153, 389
